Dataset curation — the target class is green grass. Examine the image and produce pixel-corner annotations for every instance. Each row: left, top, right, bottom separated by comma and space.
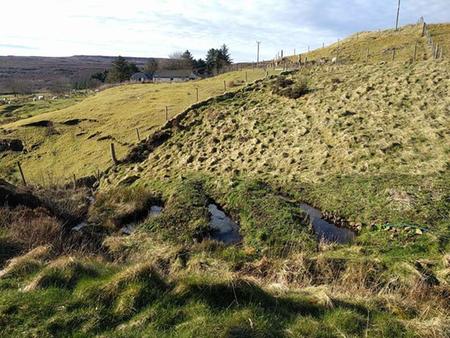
0, 93, 88, 125
0, 258, 422, 338
0, 69, 279, 185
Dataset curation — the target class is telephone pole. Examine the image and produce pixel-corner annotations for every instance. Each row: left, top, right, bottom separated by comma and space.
256, 41, 261, 65
395, 0, 401, 31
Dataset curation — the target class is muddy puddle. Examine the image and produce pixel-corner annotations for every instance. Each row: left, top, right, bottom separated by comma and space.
300, 203, 355, 244
208, 204, 241, 245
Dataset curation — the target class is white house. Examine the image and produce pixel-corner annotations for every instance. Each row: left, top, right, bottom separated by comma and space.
153, 69, 198, 83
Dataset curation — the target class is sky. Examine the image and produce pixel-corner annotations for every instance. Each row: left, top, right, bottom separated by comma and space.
1, 0, 449, 62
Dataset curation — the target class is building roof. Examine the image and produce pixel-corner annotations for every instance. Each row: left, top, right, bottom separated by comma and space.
153, 69, 195, 78
130, 72, 153, 80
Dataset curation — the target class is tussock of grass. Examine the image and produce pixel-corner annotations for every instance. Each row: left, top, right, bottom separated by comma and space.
225, 179, 316, 254
24, 256, 99, 291
89, 185, 161, 229
0, 245, 51, 279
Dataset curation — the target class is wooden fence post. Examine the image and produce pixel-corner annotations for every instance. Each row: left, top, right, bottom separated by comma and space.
17, 161, 27, 186
110, 143, 118, 165
223, 80, 227, 91
73, 174, 77, 189
165, 106, 168, 121
136, 128, 141, 142
413, 42, 418, 62
421, 22, 426, 37
392, 49, 396, 61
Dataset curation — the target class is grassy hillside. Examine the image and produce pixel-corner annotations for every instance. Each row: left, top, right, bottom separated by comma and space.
0, 93, 89, 125
287, 23, 450, 64
103, 59, 449, 251
0, 69, 278, 184
0, 23, 449, 337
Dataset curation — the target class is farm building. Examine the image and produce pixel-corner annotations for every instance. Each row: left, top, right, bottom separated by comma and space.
153, 69, 198, 83
130, 72, 153, 83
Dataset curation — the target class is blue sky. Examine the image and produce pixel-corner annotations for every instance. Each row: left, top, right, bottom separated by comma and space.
1, 0, 448, 61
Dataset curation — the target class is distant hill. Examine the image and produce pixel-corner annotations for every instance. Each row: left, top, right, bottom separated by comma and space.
0, 55, 164, 94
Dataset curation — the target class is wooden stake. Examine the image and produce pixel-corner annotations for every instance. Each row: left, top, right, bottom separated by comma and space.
110, 143, 118, 165
195, 87, 199, 102
223, 80, 227, 92
73, 174, 77, 189
136, 128, 141, 142
17, 161, 26, 186
413, 42, 418, 62
165, 106, 168, 121
421, 22, 426, 37
392, 49, 396, 61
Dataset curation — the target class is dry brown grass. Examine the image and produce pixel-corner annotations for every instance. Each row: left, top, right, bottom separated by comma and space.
0, 245, 51, 278
4, 207, 63, 251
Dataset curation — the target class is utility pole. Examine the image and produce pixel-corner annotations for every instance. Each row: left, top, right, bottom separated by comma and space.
395, 0, 401, 31
256, 41, 261, 66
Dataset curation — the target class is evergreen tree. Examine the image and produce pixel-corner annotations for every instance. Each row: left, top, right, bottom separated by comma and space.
193, 58, 207, 74
218, 44, 232, 64
205, 48, 220, 75
204, 45, 232, 75
106, 56, 138, 83
181, 50, 194, 63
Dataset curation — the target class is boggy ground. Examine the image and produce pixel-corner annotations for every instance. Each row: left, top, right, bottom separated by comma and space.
0, 175, 449, 337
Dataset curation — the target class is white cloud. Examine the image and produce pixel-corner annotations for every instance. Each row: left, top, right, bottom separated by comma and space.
0, 0, 448, 61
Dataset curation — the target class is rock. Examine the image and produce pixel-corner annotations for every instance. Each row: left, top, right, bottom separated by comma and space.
415, 228, 423, 235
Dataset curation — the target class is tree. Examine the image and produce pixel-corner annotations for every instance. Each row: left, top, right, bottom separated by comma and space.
106, 56, 138, 83
128, 62, 140, 74
91, 70, 109, 83
219, 44, 232, 64
205, 48, 220, 75
204, 45, 232, 75
143, 58, 158, 74
181, 50, 194, 68
193, 58, 207, 75
158, 52, 192, 70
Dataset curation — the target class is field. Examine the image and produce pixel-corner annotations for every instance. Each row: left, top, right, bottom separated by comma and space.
0, 23, 449, 337
286, 23, 450, 64
0, 69, 279, 184
0, 93, 90, 125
